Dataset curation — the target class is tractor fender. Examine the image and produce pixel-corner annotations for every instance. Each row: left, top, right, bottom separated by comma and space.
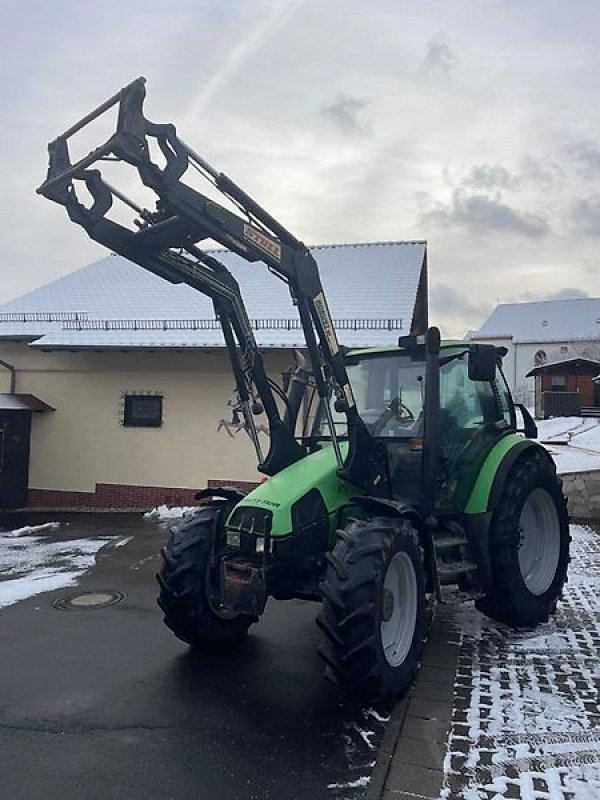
487, 440, 555, 512
463, 436, 552, 593
348, 495, 439, 596
464, 435, 545, 515
195, 485, 247, 504
350, 495, 422, 526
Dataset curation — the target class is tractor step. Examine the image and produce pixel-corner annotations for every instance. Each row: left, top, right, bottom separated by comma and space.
437, 560, 478, 585
432, 535, 466, 551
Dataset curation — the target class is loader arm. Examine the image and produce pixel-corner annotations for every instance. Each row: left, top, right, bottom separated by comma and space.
41, 176, 304, 476
37, 77, 389, 494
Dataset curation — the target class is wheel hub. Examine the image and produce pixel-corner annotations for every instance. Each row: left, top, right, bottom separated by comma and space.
518, 487, 561, 596
382, 588, 394, 622
380, 551, 418, 667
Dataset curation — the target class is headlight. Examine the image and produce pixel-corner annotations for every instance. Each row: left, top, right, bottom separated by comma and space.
226, 531, 241, 548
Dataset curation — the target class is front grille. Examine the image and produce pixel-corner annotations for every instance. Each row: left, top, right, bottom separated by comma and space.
290, 489, 329, 559
227, 506, 273, 536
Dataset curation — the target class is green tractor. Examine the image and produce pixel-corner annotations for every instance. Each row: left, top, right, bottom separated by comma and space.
38, 78, 569, 704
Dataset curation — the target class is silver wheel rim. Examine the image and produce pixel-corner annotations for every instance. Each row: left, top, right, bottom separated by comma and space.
380, 551, 418, 667
518, 487, 561, 596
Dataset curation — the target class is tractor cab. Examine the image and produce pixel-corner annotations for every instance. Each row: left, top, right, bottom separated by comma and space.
310, 340, 517, 516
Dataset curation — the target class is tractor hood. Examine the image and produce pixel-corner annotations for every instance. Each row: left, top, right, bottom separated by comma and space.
229, 442, 357, 537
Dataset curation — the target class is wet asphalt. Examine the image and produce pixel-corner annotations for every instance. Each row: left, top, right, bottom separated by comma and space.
0, 512, 381, 800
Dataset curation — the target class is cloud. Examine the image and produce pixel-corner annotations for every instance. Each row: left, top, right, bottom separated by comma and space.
569, 195, 600, 238
568, 141, 600, 177
464, 165, 519, 191
421, 35, 458, 75
320, 94, 372, 137
431, 284, 492, 325
460, 159, 562, 193
520, 157, 564, 190
422, 190, 549, 238
551, 287, 590, 300
518, 287, 590, 302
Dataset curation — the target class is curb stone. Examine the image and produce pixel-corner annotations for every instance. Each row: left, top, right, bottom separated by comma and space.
365, 609, 461, 800
364, 694, 411, 800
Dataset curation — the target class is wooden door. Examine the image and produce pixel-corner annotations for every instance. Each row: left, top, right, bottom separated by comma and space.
0, 411, 31, 509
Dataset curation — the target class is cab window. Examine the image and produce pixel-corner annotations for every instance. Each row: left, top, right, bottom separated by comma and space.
440, 355, 501, 430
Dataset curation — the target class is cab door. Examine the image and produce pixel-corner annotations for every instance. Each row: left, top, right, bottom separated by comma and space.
435, 355, 511, 513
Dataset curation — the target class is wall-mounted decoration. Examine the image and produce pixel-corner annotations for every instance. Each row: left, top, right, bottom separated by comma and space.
216, 390, 268, 439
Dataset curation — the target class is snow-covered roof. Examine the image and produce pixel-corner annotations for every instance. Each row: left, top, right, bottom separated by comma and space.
526, 357, 600, 378
473, 297, 600, 344
0, 242, 426, 350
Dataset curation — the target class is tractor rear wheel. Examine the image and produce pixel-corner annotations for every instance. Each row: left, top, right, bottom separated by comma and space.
476, 449, 570, 628
317, 516, 428, 704
157, 504, 256, 648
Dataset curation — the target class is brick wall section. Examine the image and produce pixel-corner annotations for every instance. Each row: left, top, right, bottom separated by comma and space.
28, 479, 260, 510
27, 472, 600, 517
207, 479, 260, 494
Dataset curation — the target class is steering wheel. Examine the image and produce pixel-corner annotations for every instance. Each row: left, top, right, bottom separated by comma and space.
371, 397, 414, 435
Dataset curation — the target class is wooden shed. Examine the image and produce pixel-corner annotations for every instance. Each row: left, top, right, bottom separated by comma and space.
526, 357, 600, 418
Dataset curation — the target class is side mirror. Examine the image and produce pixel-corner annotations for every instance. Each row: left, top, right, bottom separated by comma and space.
468, 344, 496, 382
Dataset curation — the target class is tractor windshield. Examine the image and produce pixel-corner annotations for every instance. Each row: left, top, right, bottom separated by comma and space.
312, 353, 426, 439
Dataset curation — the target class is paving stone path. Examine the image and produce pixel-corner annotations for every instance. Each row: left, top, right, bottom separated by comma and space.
442, 524, 600, 799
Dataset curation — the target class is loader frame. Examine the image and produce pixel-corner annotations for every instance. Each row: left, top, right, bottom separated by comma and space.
37, 76, 421, 493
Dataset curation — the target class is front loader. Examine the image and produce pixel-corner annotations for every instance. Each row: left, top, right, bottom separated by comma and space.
38, 78, 570, 704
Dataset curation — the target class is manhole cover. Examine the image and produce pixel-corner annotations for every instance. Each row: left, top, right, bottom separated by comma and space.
53, 590, 126, 611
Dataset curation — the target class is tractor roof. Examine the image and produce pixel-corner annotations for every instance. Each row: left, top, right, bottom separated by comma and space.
347, 339, 468, 358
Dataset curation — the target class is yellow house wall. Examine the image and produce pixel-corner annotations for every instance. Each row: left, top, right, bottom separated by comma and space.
0, 342, 292, 493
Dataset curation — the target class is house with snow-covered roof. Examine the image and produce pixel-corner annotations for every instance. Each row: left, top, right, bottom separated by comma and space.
470, 297, 600, 410
0, 241, 426, 509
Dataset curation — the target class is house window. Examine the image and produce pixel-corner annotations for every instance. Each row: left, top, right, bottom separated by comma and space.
550, 375, 566, 391
560, 345, 568, 354
123, 394, 163, 428
534, 350, 547, 366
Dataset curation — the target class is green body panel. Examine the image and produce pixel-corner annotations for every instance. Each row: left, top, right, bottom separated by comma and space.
464, 433, 527, 514
229, 442, 357, 537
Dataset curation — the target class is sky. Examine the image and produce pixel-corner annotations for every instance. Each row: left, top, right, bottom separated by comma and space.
1, 0, 599, 337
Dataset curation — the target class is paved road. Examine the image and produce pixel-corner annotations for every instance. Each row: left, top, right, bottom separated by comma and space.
0, 513, 383, 800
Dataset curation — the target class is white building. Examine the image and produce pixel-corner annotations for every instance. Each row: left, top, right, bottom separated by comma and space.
0, 242, 426, 509
470, 297, 600, 407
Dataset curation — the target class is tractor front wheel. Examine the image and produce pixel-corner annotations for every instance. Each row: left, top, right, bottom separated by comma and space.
157, 505, 256, 648
476, 449, 570, 628
317, 516, 428, 704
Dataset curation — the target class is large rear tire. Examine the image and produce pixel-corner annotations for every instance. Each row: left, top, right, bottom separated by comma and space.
317, 516, 428, 704
476, 449, 570, 628
157, 504, 256, 648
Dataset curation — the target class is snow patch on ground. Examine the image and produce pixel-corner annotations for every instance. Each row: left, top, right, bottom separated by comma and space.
0, 533, 115, 609
443, 523, 600, 799
537, 417, 600, 474
1, 521, 61, 537
144, 504, 198, 519
326, 776, 370, 791
327, 707, 388, 799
